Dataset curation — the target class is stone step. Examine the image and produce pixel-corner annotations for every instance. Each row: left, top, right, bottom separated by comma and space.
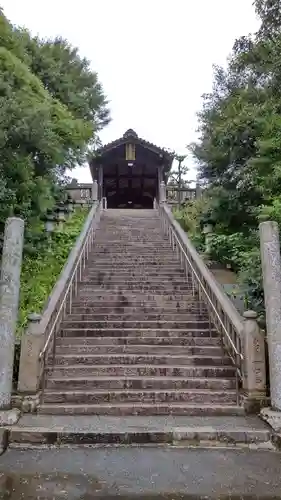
94, 234, 169, 238
88, 256, 179, 261
90, 249, 174, 252
59, 328, 218, 338
45, 375, 235, 391
39, 208, 240, 420
91, 244, 173, 250
78, 284, 193, 292
86, 259, 181, 265
70, 305, 208, 314
42, 389, 237, 405
64, 314, 209, 322
38, 402, 244, 416
61, 320, 212, 330
89, 253, 177, 259
8, 414, 271, 448
75, 291, 195, 299
46, 365, 237, 380
88, 250, 176, 254
53, 353, 232, 367
79, 280, 192, 287
76, 294, 196, 302
71, 294, 198, 304
56, 336, 221, 347
85, 265, 185, 271
85, 272, 187, 279
55, 344, 223, 356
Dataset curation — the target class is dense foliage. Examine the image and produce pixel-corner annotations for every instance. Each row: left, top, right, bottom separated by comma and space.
183, 0, 281, 313
0, 9, 109, 338
18, 208, 88, 335
0, 9, 109, 243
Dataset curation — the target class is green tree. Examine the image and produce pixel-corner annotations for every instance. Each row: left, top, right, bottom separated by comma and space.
255, 0, 281, 39
186, 1, 281, 311
0, 10, 109, 233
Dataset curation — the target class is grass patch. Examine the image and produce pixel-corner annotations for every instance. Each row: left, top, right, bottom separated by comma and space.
18, 207, 89, 336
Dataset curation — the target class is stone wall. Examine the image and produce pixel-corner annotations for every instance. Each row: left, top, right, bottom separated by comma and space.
66, 184, 93, 203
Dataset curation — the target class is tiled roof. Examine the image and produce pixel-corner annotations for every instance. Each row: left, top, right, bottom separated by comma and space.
95, 129, 174, 159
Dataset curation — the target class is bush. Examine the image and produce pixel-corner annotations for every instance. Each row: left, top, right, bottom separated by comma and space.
173, 196, 212, 252
174, 197, 265, 314
17, 207, 88, 335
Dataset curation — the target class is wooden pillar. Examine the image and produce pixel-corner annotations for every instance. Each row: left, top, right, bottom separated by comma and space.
98, 165, 103, 201
157, 165, 164, 203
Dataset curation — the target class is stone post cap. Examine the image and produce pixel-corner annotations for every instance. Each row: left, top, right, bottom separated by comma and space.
259, 220, 279, 230
243, 310, 258, 320
5, 216, 24, 224
28, 313, 42, 323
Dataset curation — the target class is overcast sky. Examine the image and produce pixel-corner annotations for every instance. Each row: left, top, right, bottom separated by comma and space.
2, 0, 260, 182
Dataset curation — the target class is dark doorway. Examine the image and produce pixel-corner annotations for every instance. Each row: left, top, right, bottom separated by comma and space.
106, 187, 154, 209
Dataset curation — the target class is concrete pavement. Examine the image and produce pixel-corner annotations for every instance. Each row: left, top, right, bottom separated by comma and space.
0, 446, 281, 498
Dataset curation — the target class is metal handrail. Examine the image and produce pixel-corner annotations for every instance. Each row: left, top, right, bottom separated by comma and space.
158, 203, 244, 382
170, 225, 243, 361
39, 200, 102, 362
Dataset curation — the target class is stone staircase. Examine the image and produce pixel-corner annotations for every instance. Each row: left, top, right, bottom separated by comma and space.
39, 209, 241, 416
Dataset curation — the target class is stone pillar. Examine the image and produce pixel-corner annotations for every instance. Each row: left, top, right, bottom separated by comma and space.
196, 182, 202, 199
91, 180, 98, 202
242, 310, 266, 411
203, 223, 214, 256
259, 221, 281, 410
98, 165, 103, 201
45, 215, 56, 236
159, 181, 166, 204
0, 217, 24, 410
18, 313, 43, 393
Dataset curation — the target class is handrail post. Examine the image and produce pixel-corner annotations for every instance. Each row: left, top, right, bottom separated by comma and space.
241, 310, 267, 412
18, 313, 43, 393
92, 180, 98, 202
159, 181, 166, 204
102, 197, 107, 210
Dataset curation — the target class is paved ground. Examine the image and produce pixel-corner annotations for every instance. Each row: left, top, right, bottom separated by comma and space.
0, 446, 281, 498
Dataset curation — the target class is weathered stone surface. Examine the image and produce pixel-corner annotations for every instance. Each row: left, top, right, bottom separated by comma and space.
39, 209, 241, 416
260, 221, 281, 410
0, 409, 21, 425
91, 180, 98, 201
242, 310, 266, 406
260, 407, 281, 432
18, 313, 43, 393
7, 414, 271, 448
0, 217, 24, 410
0, 428, 8, 455
38, 402, 245, 416
2, 446, 281, 497
46, 365, 236, 383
